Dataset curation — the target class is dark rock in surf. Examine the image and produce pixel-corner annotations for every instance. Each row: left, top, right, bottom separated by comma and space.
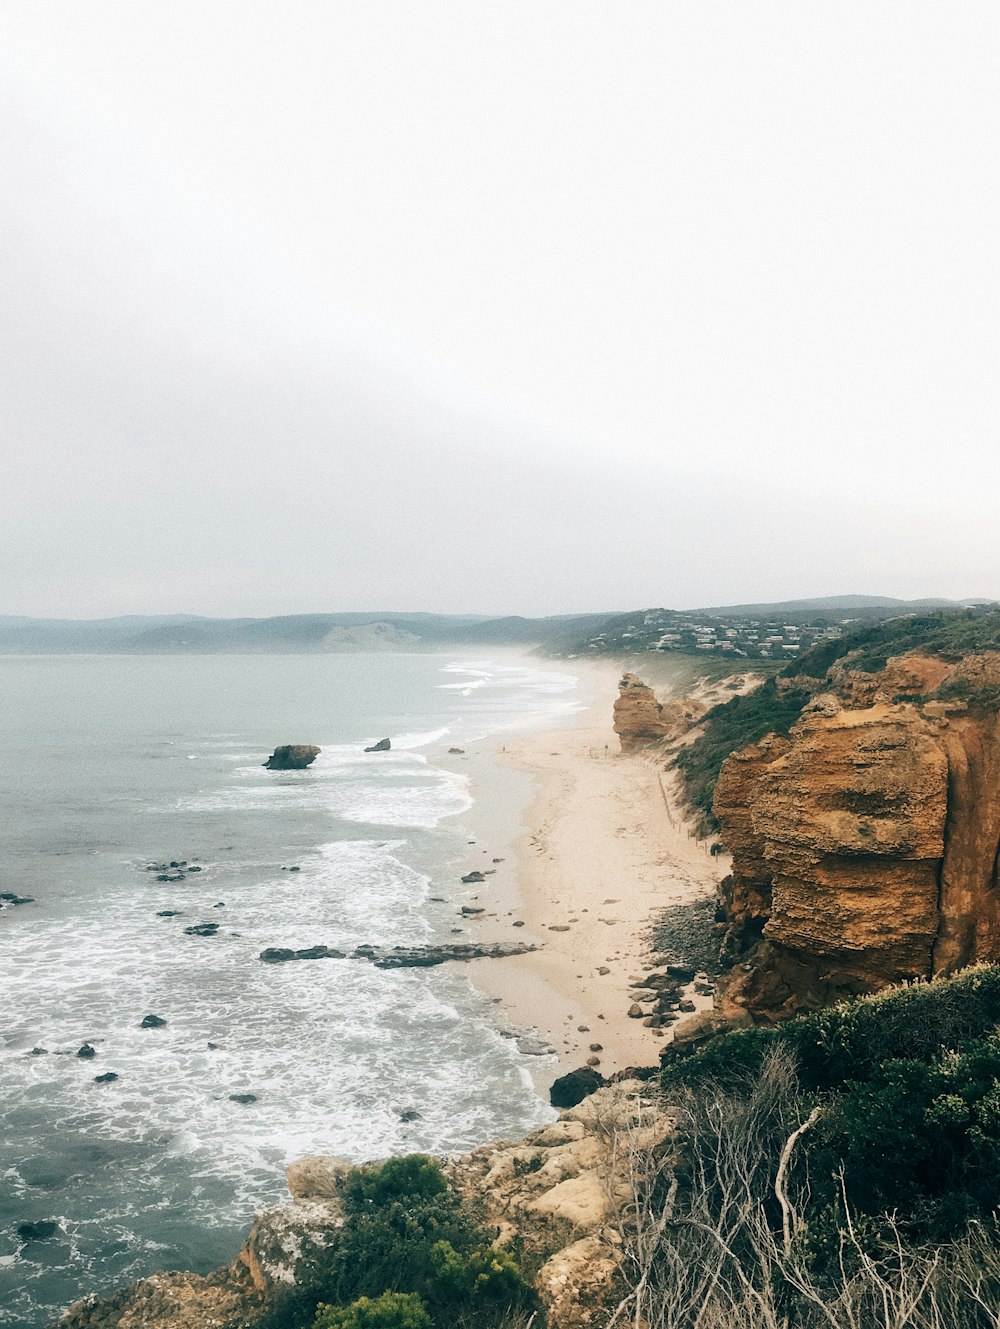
28, 1047, 48, 1056
156, 910, 182, 917
184, 923, 220, 937
399, 1109, 421, 1122
140, 1014, 167, 1029
263, 745, 320, 771
364, 738, 391, 753
0, 891, 35, 906
229, 1093, 257, 1105
17, 1219, 58, 1242
94, 1072, 119, 1083
549, 1066, 607, 1109
461, 871, 486, 884
259, 945, 347, 963
76, 1043, 97, 1059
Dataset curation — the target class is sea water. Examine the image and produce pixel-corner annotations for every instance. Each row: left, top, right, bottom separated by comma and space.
0, 651, 581, 1326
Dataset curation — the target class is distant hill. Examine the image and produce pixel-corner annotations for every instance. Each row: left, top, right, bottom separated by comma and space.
1, 599, 994, 657
0, 611, 619, 654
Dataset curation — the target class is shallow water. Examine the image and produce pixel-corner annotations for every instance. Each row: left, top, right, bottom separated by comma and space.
0, 651, 579, 1326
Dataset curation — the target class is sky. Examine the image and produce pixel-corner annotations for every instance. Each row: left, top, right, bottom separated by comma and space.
2, 2, 998, 618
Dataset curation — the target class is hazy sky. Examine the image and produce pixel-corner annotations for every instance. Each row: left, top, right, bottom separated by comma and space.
2, 3, 998, 617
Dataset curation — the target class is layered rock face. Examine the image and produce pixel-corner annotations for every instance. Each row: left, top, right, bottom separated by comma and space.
613, 673, 705, 752
715, 652, 1000, 1022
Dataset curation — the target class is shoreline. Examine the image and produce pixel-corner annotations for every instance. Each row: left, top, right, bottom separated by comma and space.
439, 658, 728, 1083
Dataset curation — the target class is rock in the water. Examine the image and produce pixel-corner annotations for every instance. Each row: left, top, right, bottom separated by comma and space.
94, 1072, 119, 1083
76, 1043, 96, 1059
140, 1014, 167, 1029
229, 1092, 257, 1104
399, 1108, 421, 1122
0, 891, 35, 906
28, 1047, 48, 1056
363, 738, 391, 753
549, 1065, 606, 1108
259, 945, 347, 963
17, 1219, 58, 1242
461, 871, 486, 883
263, 744, 320, 770
156, 910, 182, 917
184, 922, 220, 937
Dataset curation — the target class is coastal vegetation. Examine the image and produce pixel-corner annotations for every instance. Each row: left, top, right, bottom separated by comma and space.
672, 679, 811, 830
260, 1156, 540, 1329
785, 607, 1000, 678
606, 967, 1000, 1328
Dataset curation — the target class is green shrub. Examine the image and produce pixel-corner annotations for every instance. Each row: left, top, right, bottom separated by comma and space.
342, 1156, 449, 1209
260, 1154, 540, 1329
314, 1292, 432, 1329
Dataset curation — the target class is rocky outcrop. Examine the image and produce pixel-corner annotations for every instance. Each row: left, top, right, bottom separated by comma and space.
259, 941, 538, 967
58, 1082, 670, 1329
714, 652, 1000, 1022
263, 745, 320, 770
363, 738, 391, 753
613, 674, 705, 753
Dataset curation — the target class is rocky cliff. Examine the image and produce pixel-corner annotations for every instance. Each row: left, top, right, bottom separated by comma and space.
613, 673, 705, 752
713, 651, 1000, 1022
58, 1081, 669, 1329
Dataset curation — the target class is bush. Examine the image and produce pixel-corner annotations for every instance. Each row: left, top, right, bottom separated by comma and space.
260, 1155, 540, 1329
342, 1156, 449, 1209
314, 1293, 432, 1329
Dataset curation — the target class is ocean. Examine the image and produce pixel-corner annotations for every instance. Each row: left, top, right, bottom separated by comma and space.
0, 650, 582, 1327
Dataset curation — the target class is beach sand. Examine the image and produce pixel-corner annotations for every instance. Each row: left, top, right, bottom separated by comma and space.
440, 659, 728, 1084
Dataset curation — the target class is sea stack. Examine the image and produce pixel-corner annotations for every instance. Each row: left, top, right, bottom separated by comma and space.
263, 744, 320, 770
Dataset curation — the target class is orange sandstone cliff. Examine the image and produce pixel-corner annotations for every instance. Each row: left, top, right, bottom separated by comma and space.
713, 652, 1000, 1023
613, 673, 705, 752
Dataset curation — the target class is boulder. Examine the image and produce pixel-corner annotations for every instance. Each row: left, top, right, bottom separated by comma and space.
184, 922, 220, 937
229, 1093, 257, 1105
94, 1072, 119, 1083
263, 745, 320, 770
76, 1043, 96, 1059
363, 738, 391, 753
461, 871, 486, 883
140, 1014, 167, 1029
549, 1066, 606, 1108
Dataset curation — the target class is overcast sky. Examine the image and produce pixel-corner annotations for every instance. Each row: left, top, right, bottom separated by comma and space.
2, 3, 998, 618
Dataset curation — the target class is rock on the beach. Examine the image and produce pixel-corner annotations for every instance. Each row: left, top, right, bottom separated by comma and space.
447, 747, 465, 754
627, 1004, 644, 1018
263, 745, 321, 770
549, 1066, 607, 1108
461, 871, 486, 883
363, 738, 391, 753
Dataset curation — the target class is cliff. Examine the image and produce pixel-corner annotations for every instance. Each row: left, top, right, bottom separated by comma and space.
613, 673, 705, 752
58, 1081, 669, 1329
713, 650, 1000, 1022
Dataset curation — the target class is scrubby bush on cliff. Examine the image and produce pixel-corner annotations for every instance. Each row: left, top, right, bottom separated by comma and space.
259, 1155, 540, 1329
608, 1037, 1000, 1327
314, 1292, 432, 1329
659, 966, 1000, 1241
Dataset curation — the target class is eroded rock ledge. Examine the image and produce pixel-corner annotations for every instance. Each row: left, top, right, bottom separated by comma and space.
58, 1081, 669, 1329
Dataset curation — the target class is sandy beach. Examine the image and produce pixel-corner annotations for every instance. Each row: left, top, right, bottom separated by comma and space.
442, 659, 729, 1081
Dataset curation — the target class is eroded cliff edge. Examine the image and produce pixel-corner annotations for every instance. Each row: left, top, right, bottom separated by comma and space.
713, 649, 1000, 1022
